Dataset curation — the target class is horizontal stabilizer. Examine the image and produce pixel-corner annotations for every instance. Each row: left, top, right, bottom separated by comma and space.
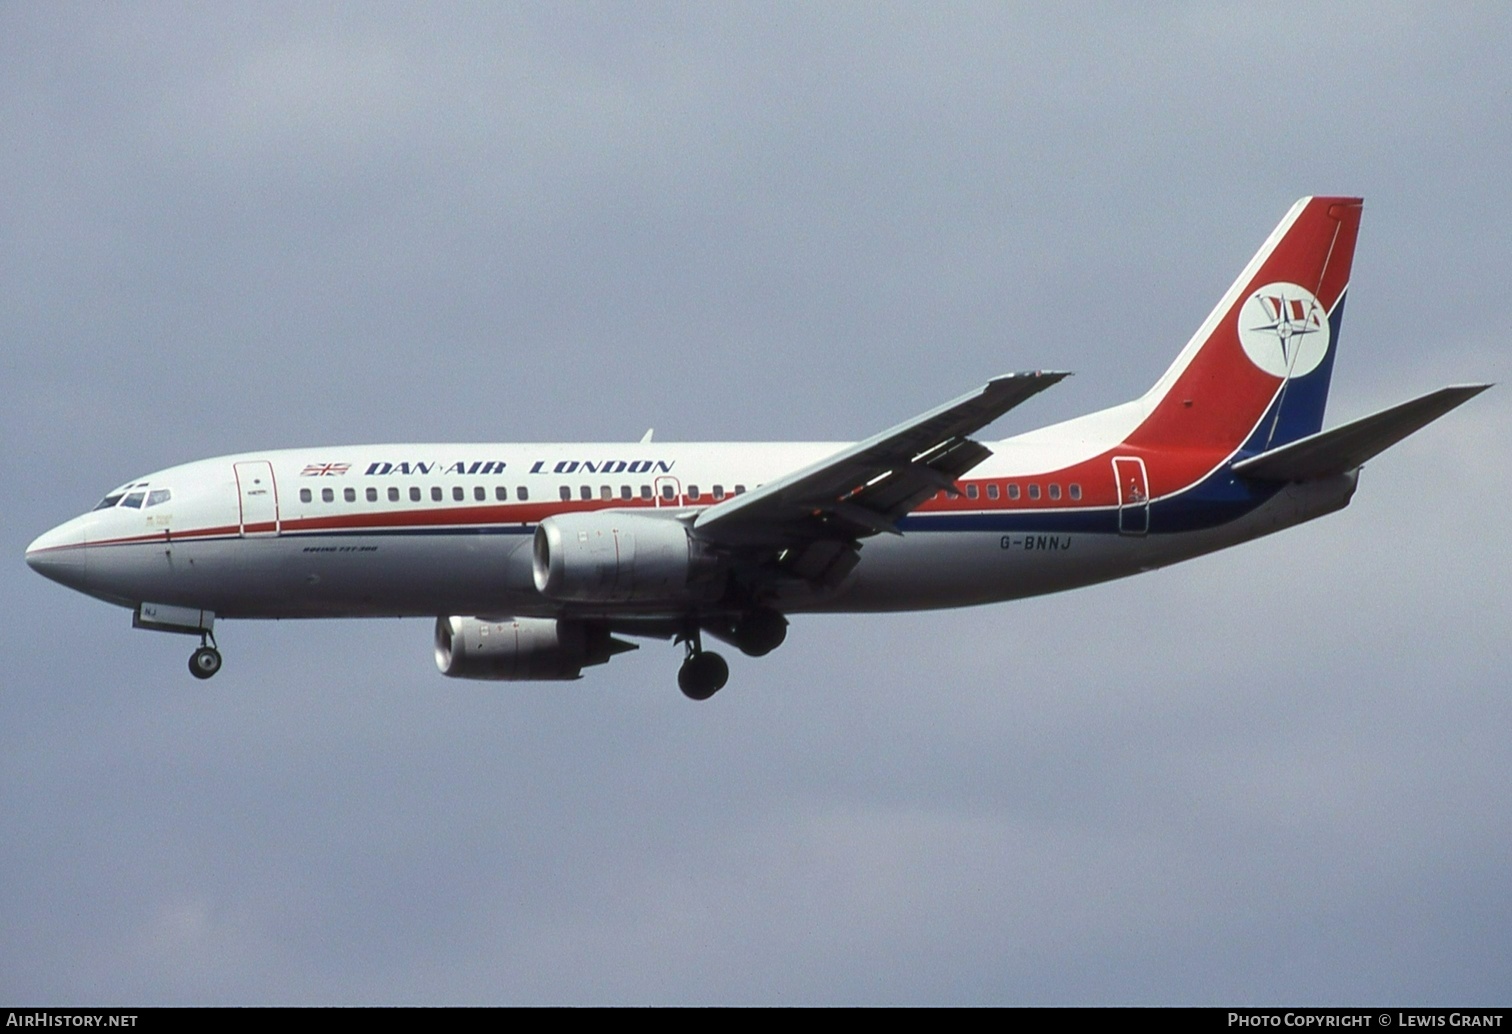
1232, 384, 1491, 482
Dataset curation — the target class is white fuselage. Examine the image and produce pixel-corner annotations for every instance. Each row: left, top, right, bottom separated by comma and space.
24, 435, 1358, 624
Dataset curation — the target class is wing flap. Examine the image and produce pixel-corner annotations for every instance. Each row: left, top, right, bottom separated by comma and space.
1233, 384, 1490, 482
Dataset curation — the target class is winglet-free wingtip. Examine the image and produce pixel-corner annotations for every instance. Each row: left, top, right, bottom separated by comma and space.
984, 370, 1072, 394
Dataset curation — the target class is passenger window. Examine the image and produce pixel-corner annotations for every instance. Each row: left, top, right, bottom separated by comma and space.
600, 486, 612, 500
474, 486, 485, 502
1070, 483, 1081, 500
496, 486, 508, 501
1048, 484, 1061, 500
389, 487, 400, 502
453, 486, 464, 502
560, 486, 571, 502
322, 488, 334, 503
344, 487, 356, 503
1008, 484, 1020, 500
410, 487, 421, 502
689, 485, 701, 500
580, 486, 592, 501
734, 485, 746, 495
713, 485, 725, 500
300, 488, 312, 503
620, 486, 632, 500
661, 484, 676, 500
431, 487, 443, 502
987, 484, 999, 500
640, 485, 652, 500
366, 487, 377, 503
517, 487, 529, 501
121, 492, 146, 508
966, 484, 979, 499
1028, 484, 1040, 500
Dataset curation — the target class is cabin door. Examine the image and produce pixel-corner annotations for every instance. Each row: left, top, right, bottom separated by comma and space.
234, 461, 280, 537
1113, 456, 1149, 536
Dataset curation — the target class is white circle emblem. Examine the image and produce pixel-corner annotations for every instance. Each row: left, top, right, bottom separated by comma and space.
1236, 282, 1331, 378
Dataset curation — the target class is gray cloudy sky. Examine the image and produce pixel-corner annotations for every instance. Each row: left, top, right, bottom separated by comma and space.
3, 3, 1509, 1005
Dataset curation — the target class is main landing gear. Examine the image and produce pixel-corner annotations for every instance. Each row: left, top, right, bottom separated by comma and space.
677, 629, 728, 701
188, 632, 222, 680
673, 608, 789, 700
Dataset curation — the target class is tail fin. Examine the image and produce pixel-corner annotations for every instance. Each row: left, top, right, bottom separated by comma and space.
1128, 197, 1363, 456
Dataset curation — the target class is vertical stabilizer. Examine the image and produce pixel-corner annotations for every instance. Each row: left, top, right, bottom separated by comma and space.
1127, 197, 1362, 455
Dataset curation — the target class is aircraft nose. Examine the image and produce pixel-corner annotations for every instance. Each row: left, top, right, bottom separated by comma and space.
25, 520, 90, 590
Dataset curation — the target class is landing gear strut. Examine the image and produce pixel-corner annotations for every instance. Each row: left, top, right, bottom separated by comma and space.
676, 629, 728, 701
188, 631, 222, 680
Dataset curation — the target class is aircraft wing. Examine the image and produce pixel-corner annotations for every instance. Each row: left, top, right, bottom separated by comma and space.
1233, 384, 1491, 482
693, 371, 1069, 550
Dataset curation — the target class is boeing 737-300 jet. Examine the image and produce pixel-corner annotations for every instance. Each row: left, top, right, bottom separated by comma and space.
26, 197, 1489, 699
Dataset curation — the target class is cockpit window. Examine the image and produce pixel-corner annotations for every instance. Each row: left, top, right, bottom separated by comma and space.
93, 493, 126, 511
120, 491, 146, 509
146, 489, 172, 507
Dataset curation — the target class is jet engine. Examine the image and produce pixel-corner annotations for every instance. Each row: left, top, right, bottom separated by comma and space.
434, 615, 634, 681
532, 512, 721, 604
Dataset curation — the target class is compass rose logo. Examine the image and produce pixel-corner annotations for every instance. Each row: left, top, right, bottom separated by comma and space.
1236, 282, 1331, 378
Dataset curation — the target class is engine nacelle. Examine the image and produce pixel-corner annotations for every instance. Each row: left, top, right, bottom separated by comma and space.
434, 615, 631, 681
532, 512, 721, 604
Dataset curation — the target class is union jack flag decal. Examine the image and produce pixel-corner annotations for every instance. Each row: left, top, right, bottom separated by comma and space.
300, 463, 351, 476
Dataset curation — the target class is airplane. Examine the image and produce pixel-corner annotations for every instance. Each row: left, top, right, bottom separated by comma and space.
25, 197, 1489, 700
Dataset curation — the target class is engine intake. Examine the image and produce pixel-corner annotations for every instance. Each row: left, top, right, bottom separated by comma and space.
532, 512, 720, 604
434, 615, 633, 681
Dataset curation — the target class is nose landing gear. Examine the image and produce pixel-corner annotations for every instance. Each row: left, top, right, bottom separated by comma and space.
189, 631, 222, 680
131, 604, 223, 680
